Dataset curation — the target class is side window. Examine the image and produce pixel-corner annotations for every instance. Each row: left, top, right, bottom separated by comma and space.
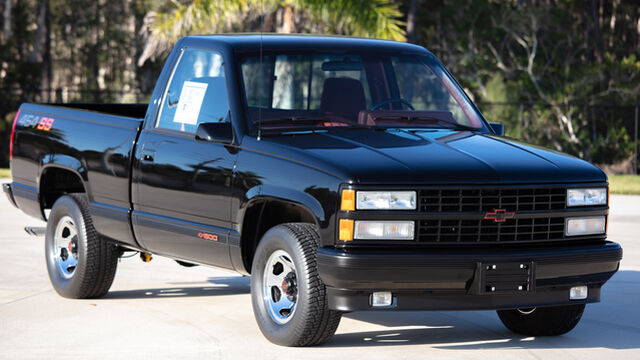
157, 48, 229, 132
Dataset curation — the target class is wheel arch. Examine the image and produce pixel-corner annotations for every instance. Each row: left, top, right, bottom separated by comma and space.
39, 156, 89, 217
238, 194, 321, 274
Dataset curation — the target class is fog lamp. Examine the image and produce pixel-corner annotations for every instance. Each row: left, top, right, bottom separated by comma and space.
570, 286, 588, 300
371, 292, 393, 307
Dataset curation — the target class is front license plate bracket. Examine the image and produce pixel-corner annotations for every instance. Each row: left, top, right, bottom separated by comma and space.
468, 261, 536, 295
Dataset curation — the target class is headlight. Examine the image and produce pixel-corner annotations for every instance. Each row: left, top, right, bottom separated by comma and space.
567, 188, 607, 207
566, 216, 606, 236
354, 221, 415, 240
356, 191, 416, 210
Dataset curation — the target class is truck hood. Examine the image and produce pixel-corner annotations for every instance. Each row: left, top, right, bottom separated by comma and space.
264, 129, 606, 184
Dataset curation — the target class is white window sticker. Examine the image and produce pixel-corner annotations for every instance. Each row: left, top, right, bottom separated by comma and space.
173, 81, 208, 125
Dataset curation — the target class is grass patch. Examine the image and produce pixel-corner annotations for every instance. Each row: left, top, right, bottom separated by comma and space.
0, 168, 9, 178
608, 175, 640, 195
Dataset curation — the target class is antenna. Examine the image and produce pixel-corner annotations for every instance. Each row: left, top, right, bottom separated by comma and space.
257, 0, 264, 141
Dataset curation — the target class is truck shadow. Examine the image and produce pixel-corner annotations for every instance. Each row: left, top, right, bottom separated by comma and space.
328, 270, 640, 350
104, 276, 250, 299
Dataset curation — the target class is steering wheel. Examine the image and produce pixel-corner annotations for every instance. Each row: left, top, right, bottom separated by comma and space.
370, 98, 415, 111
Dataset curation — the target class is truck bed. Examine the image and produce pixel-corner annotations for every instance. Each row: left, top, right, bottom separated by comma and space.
52, 103, 148, 118
10, 102, 144, 246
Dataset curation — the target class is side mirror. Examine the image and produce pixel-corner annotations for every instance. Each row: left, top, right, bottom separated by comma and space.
195, 122, 233, 144
489, 122, 504, 136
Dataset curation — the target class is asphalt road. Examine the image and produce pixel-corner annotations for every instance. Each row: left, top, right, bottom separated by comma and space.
1, 183, 638, 359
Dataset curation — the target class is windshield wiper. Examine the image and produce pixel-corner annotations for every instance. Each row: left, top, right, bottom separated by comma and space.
372, 115, 480, 132
257, 117, 369, 129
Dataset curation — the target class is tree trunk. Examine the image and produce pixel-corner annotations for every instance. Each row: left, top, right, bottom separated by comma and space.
30, 0, 47, 63
266, 4, 294, 34
91, 0, 101, 100
637, 9, 640, 54
608, 0, 619, 48
122, 0, 137, 102
42, 0, 51, 102
29, 0, 51, 102
2, 0, 11, 42
278, 4, 294, 33
589, 0, 604, 63
406, 0, 420, 43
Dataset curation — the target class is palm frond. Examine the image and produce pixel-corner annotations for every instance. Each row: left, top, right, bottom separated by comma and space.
139, 0, 405, 65
303, 0, 406, 41
139, 0, 249, 65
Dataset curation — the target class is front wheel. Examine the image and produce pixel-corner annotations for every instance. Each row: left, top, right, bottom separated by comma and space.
497, 304, 586, 336
45, 194, 120, 298
250, 223, 341, 346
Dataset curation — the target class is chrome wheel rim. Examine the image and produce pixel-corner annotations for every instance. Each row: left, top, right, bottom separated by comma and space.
517, 307, 536, 315
53, 216, 79, 279
263, 249, 297, 324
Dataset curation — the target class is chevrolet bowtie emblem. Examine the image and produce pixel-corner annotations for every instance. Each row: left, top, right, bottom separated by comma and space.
484, 209, 515, 223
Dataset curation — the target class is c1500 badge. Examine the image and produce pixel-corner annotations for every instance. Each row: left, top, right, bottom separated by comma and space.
198, 232, 218, 241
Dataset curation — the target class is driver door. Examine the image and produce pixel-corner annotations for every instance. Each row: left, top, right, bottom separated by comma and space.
132, 47, 235, 268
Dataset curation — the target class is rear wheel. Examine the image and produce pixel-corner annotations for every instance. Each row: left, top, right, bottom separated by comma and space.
497, 304, 586, 336
45, 194, 120, 298
251, 223, 341, 346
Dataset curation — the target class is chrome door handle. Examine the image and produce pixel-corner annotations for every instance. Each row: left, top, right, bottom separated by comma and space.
141, 149, 155, 162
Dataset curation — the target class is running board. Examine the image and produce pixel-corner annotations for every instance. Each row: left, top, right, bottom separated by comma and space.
25, 227, 46, 237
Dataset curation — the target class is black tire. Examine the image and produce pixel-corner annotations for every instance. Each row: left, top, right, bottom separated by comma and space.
45, 194, 120, 299
497, 304, 586, 336
250, 223, 342, 346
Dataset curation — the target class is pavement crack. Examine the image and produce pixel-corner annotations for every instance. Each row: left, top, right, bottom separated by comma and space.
1, 289, 52, 307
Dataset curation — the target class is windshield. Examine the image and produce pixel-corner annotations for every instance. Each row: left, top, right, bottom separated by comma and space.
239, 51, 487, 132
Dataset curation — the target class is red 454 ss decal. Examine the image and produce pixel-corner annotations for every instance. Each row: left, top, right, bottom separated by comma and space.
36, 117, 55, 131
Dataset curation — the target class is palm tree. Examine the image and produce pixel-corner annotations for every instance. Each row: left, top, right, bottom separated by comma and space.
138, 0, 405, 66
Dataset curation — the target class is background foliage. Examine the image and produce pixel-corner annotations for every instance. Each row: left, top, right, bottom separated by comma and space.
0, 0, 638, 172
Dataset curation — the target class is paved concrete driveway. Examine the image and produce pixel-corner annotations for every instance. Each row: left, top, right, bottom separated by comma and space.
1, 183, 638, 359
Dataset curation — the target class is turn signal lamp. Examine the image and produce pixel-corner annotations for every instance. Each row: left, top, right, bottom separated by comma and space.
341, 189, 355, 211
565, 216, 606, 236
339, 219, 354, 241
354, 221, 414, 240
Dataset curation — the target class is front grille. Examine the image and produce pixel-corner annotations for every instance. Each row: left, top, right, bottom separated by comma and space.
413, 186, 589, 246
419, 187, 566, 213
341, 185, 605, 248
418, 217, 566, 244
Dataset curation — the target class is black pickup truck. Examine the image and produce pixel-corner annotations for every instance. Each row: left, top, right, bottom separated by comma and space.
4, 35, 622, 346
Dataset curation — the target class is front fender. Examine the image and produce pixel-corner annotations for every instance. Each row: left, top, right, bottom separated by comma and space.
245, 184, 325, 223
